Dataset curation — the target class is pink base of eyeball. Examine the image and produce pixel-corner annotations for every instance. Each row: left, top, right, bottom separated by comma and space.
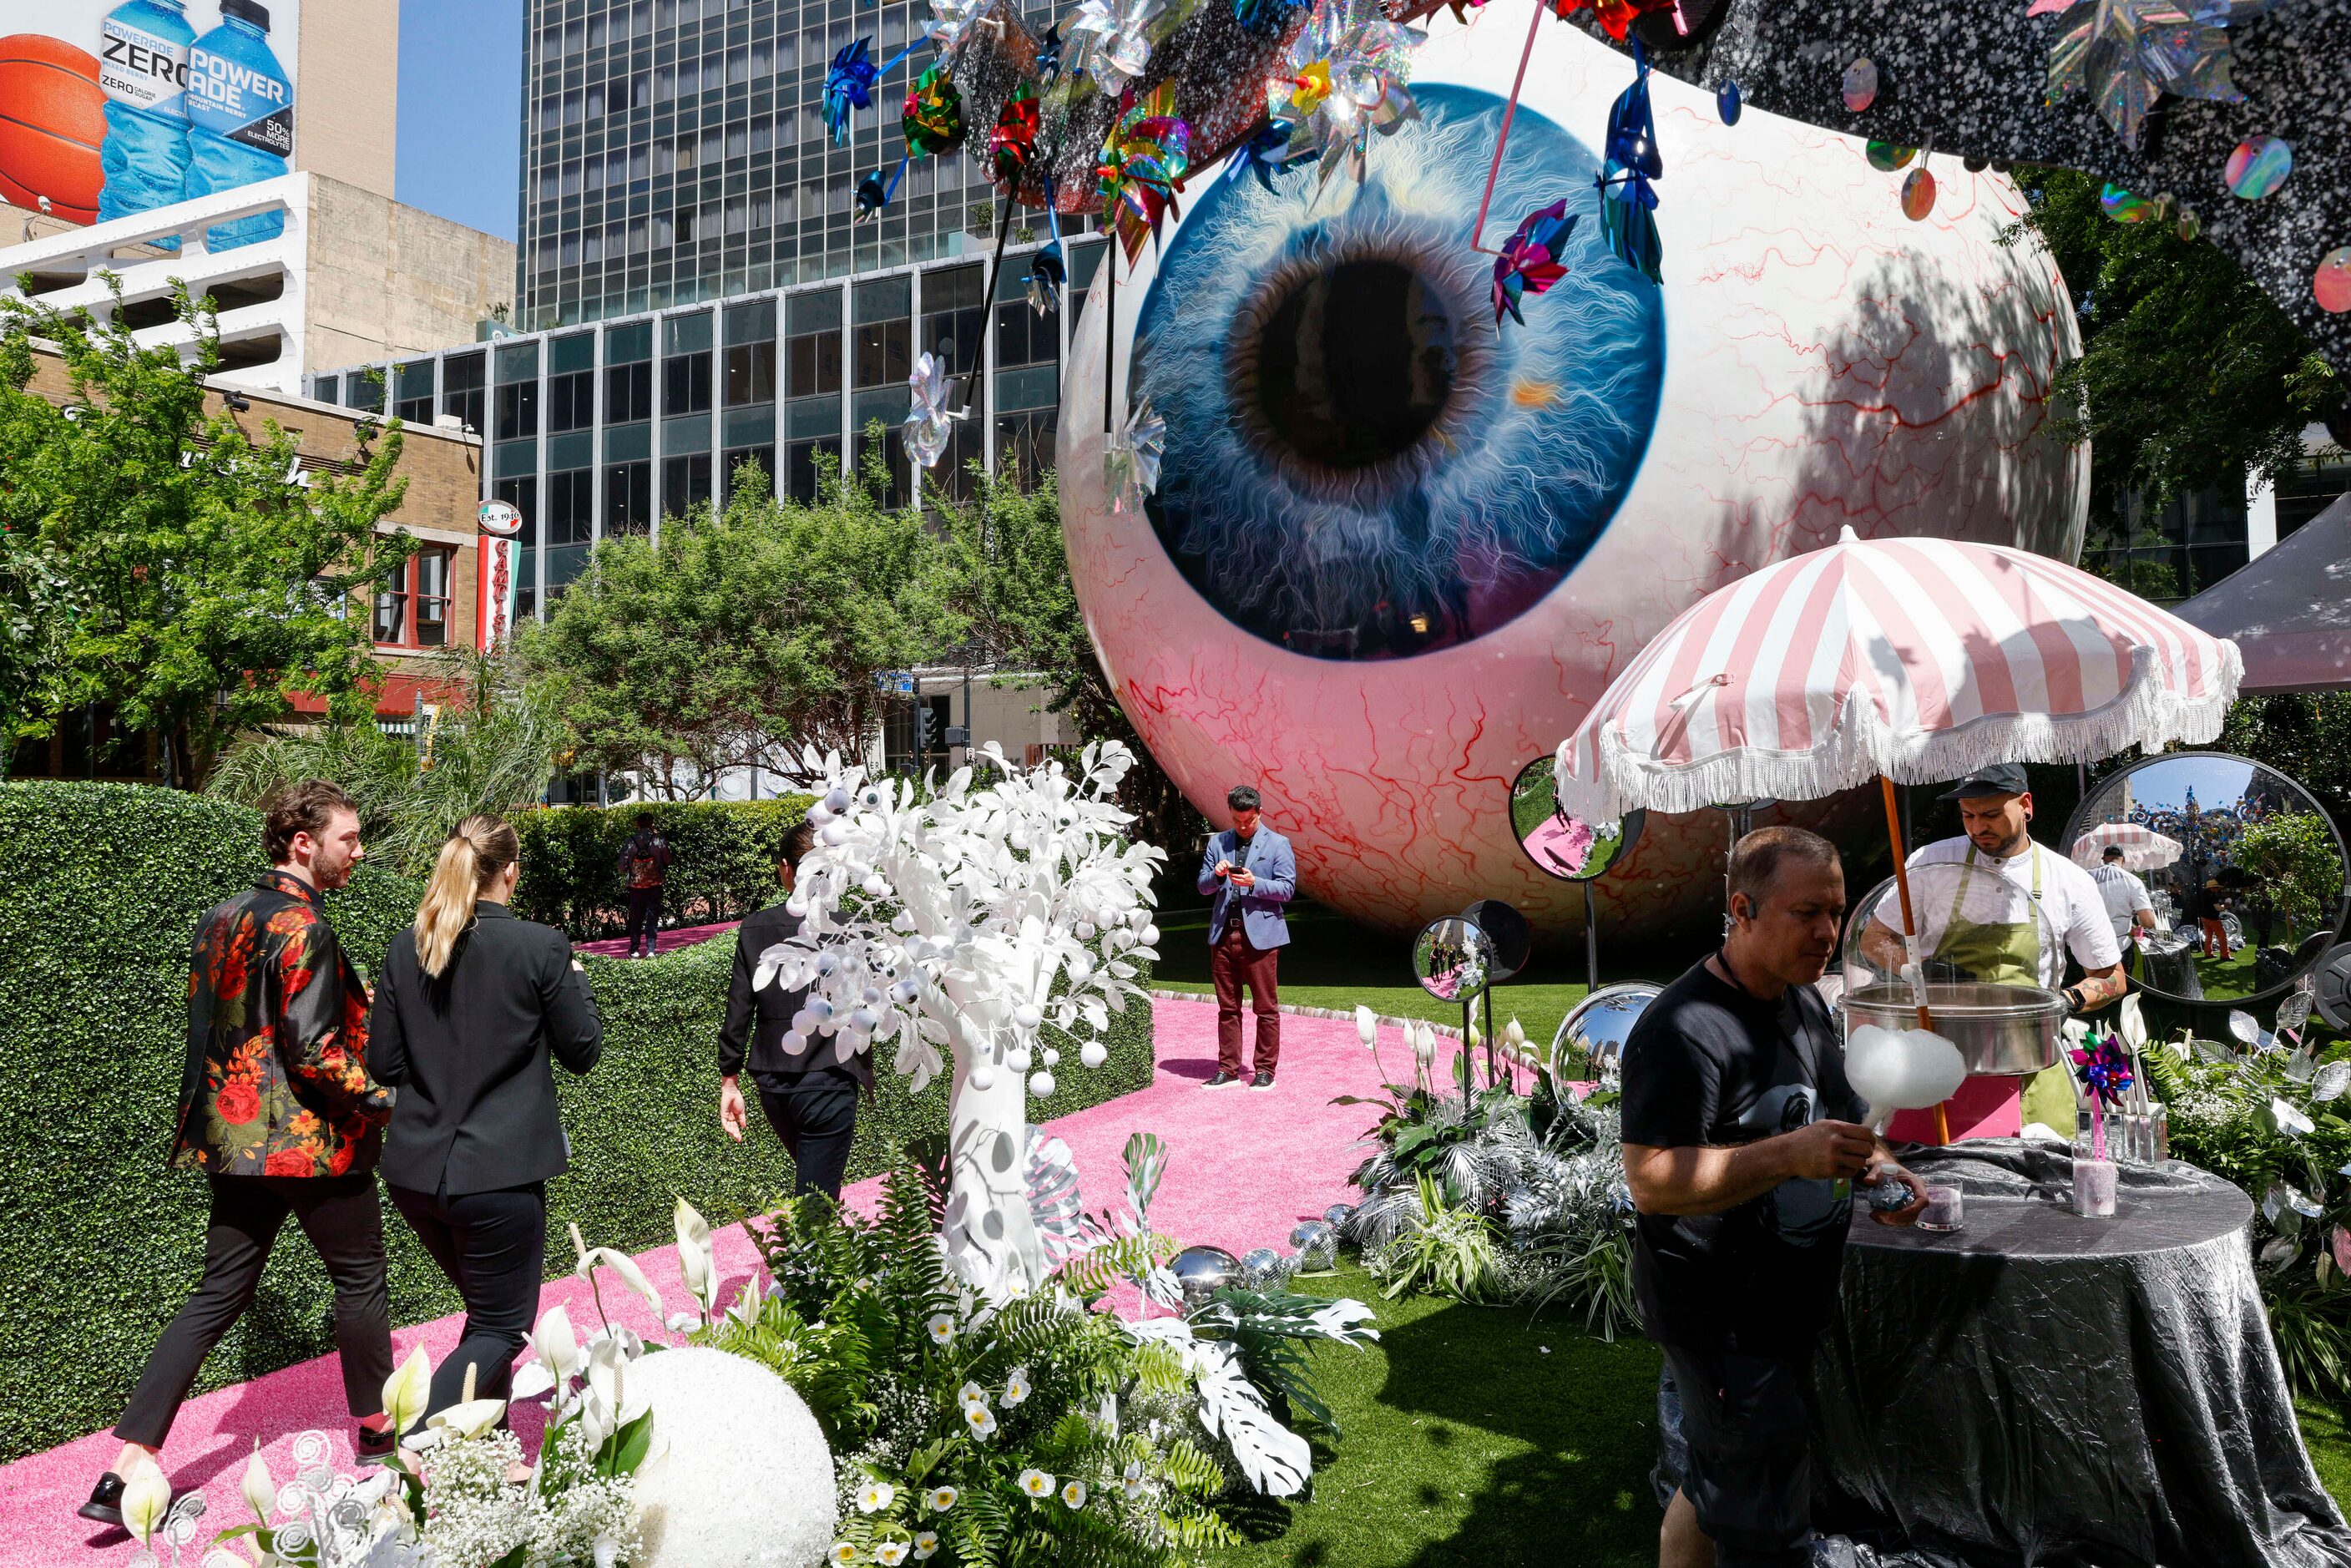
1059, 15, 2087, 941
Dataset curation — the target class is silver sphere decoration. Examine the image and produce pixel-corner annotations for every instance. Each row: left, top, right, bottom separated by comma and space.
1288, 1220, 1337, 1274
1323, 1202, 1356, 1232
1168, 1245, 1241, 1309
1239, 1247, 1287, 1288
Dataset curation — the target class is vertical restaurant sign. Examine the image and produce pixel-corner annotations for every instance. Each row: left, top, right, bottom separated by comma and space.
477, 498, 523, 647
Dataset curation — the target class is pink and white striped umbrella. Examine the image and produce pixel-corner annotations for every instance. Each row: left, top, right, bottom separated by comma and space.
1554, 527, 2243, 824
2070, 821, 2184, 871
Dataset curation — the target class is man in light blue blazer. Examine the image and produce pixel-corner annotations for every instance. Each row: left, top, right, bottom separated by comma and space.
1196, 785, 1296, 1090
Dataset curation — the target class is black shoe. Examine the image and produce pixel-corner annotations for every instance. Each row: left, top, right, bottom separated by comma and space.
356, 1423, 398, 1464
78, 1473, 126, 1528
1251, 1070, 1276, 1090
1203, 1070, 1241, 1088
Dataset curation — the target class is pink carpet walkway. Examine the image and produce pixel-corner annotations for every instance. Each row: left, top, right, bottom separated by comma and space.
571, 918, 739, 958
0, 998, 1435, 1563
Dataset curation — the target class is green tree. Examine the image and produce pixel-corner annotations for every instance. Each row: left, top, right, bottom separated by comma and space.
2013, 167, 2343, 526
205, 650, 564, 877
519, 449, 960, 794
2217, 695, 2351, 830
2235, 812, 2344, 936
938, 465, 1203, 852
0, 281, 412, 782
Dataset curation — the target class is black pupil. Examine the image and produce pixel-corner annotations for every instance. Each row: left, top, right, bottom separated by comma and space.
1253, 260, 1454, 468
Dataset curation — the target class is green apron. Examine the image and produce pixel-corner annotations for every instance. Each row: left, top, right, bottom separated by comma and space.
1931, 846, 2077, 1133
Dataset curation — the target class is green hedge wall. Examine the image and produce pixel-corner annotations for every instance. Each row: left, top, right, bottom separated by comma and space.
510, 797, 818, 939
0, 782, 1153, 1461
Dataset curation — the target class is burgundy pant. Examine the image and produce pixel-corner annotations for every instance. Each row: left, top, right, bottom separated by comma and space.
1211, 920, 1281, 1075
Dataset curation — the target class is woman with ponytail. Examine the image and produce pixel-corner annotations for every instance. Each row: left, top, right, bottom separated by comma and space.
369, 814, 602, 1425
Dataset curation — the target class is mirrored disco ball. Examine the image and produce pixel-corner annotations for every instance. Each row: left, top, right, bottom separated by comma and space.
1239, 1247, 1288, 1288
1289, 1219, 1338, 1273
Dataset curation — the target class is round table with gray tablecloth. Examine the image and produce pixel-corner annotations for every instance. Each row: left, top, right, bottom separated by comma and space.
1807, 1139, 2351, 1568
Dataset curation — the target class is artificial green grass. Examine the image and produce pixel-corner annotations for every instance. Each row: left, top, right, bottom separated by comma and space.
1152, 891, 1626, 1057
1212, 1265, 1664, 1568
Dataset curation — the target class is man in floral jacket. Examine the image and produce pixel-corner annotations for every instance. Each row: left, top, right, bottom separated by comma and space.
81, 781, 400, 1529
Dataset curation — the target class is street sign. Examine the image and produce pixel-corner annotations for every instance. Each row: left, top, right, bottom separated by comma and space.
478, 498, 523, 536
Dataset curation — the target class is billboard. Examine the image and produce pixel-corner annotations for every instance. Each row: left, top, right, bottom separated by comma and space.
0, 1, 301, 247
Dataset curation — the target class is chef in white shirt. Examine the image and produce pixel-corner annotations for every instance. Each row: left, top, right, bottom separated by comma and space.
2090, 845, 2159, 943
1867, 763, 2128, 1136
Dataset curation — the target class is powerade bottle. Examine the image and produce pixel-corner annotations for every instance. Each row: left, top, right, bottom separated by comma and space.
96, 0, 195, 246
185, 0, 294, 251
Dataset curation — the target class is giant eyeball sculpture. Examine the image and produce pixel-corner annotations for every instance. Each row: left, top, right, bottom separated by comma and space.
1060, 13, 2086, 940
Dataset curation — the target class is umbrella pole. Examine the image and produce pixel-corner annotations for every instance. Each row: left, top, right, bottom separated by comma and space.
1879, 775, 1949, 1146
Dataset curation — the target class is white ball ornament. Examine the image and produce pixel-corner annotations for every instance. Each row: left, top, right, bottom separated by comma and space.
806, 802, 834, 826
1080, 1040, 1109, 1069
1140, 924, 1160, 947
626, 1346, 836, 1568
1029, 1070, 1056, 1099
862, 987, 882, 1004
1075, 921, 1097, 940
824, 787, 852, 813
970, 1064, 996, 1090
821, 822, 849, 847
781, 1029, 808, 1055
1042, 1048, 1060, 1068
1066, 953, 1095, 983
1014, 1004, 1043, 1032
850, 1008, 878, 1032
891, 911, 918, 933
891, 979, 919, 1005
862, 874, 890, 898
806, 998, 834, 1023
1005, 1045, 1034, 1073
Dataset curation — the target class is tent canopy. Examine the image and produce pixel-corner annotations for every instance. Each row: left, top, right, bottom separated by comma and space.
2175, 495, 2351, 695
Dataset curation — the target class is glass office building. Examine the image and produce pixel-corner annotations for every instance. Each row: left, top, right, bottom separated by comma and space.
514, 0, 1089, 330
314, 243, 1105, 617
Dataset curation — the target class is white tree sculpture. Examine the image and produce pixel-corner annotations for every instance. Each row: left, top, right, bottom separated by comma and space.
755, 741, 1164, 1294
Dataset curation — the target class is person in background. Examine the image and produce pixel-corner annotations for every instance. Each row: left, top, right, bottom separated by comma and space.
370, 815, 602, 1425
2195, 879, 2230, 959
718, 821, 872, 1197
84, 781, 397, 1527
1197, 785, 1297, 1091
2091, 846, 2156, 945
616, 812, 673, 959
1620, 827, 1926, 1568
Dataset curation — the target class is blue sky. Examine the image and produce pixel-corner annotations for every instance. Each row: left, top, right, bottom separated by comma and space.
396, 0, 523, 241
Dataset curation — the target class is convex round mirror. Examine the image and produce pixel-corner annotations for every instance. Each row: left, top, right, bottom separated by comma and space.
1461, 898, 1532, 983
2064, 752, 2349, 1007
1549, 980, 1664, 1093
1413, 916, 1495, 1003
1510, 756, 1646, 881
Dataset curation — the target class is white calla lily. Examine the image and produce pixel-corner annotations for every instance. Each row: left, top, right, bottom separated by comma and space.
571, 1222, 668, 1322
120, 1457, 171, 1545
2117, 994, 2146, 1050
382, 1343, 433, 1436
674, 1196, 720, 1320
428, 1397, 509, 1441
239, 1440, 276, 1522
1354, 1005, 1378, 1048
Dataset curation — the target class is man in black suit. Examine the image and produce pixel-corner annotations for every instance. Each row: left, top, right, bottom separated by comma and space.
718, 821, 872, 1196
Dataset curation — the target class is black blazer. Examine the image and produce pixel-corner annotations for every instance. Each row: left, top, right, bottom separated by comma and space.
368, 903, 603, 1196
720, 901, 874, 1091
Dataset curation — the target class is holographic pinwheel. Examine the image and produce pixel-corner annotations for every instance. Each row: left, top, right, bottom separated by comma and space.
2070, 1033, 2136, 1109
990, 83, 1041, 186
1233, 0, 1295, 32
1551, 0, 1681, 43
1097, 84, 1191, 263
1595, 41, 1664, 285
903, 63, 967, 156
2035, 0, 2278, 149
1105, 397, 1165, 514
1223, 119, 1308, 191
824, 38, 882, 144
923, 0, 999, 54
1067, 0, 1162, 90
1266, 0, 1425, 190
1033, 22, 1065, 81
1491, 200, 1577, 326
1025, 238, 1066, 313
905, 352, 968, 469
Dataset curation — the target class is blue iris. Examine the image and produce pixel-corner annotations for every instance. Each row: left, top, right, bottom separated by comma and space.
1131, 86, 1665, 661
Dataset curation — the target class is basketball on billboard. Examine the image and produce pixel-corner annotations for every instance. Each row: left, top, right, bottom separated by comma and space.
0, 34, 106, 224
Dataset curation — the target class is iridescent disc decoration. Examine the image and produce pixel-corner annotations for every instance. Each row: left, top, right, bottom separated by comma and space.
2318, 249, 2351, 315
2223, 135, 2293, 200
1716, 78, 1741, 124
2100, 182, 2154, 223
1865, 140, 1916, 173
1901, 165, 1936, 220
1843, 58, 1878, 112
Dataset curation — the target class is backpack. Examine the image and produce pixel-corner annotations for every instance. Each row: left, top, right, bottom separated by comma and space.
621, 834, 666, 890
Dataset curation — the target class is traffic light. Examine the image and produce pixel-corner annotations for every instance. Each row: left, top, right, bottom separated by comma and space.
914, 704, 937, 751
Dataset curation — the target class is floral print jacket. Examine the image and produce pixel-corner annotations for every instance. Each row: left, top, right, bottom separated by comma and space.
170, 870, 395, 1176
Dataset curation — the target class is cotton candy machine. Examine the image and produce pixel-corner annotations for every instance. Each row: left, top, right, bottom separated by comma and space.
1843, 867, 2070, 1075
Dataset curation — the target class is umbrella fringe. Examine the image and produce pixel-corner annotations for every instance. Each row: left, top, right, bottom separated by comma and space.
1553, 640, 2243, 825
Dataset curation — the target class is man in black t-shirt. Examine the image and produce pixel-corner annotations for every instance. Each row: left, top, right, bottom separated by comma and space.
1620, 827, 1927, 1568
